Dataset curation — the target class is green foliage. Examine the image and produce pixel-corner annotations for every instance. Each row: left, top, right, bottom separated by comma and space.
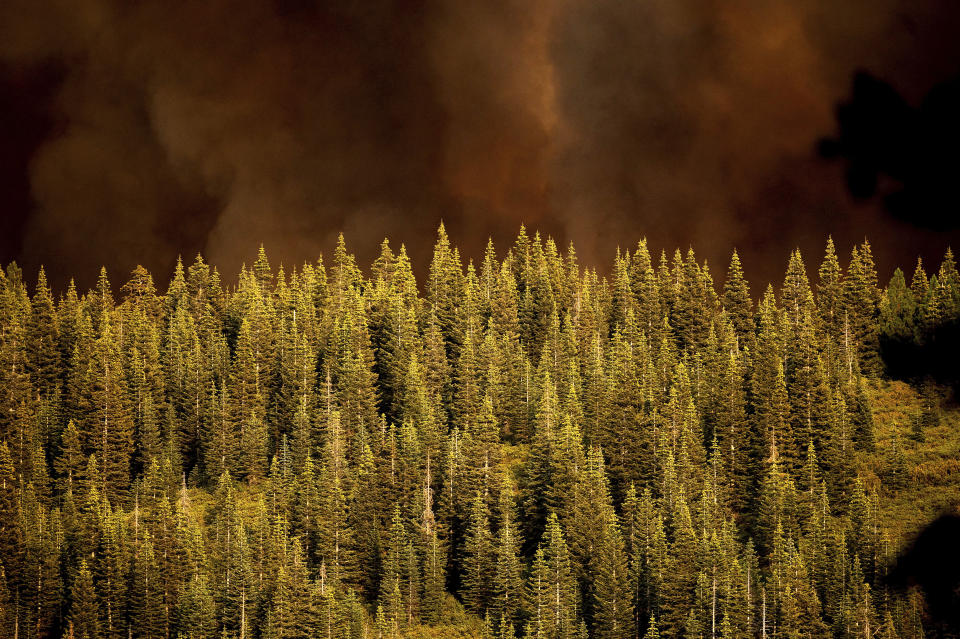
68, 560, 100, 639
0, 233, 956, 638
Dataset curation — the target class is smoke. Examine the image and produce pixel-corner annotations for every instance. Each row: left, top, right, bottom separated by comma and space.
548, 0, 960, 281
1, 0, 959, 291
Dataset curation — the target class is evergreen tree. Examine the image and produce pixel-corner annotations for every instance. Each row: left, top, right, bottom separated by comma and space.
493, 478, 522, 631
0, 566, 13, 639
661, 490, 698, 638
27, 266, 60, 399
82, 312, 135, 502
462, 490, 495, 614
843, 241, 882, 376
723, 250, 753, 339
642, 615, 660, 639
130, 535, 166, 639
818, 237, 844, 340
592, 514, 632, 639
0, 443, 18, 566
527, 513, 579, 639
880, 268, 917, 346
68, 560, 101, 639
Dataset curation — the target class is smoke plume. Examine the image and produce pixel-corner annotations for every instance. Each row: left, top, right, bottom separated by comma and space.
1, 0, 959, 290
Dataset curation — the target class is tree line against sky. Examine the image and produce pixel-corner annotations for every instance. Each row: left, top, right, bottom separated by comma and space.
0, 225, 956, 638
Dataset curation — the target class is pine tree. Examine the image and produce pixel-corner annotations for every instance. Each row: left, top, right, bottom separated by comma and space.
130, 534, 166, 639
0, 443, 18, 566
723, 250, 753, 339
642, 614, 660, 639
817, 237, 843, 339
177, 572, 217, 639
334, 287, 380, 440
427, 224, 465, 376
493, 478, 522, 631
880, 268, 917, 346
421, 524, 446, 626
842, 241, 882, 376
527, 513, 579, 639
230, 318, 268, 483
69, 559, 101, 639
462, 490, 495, 614
27, 266, 60, 399
661, 490, 698, 638
0, 565, 13, 639
316, 456, 356, 590
592, 514, 633, 639
204, 384, 239, 481
81, 311, 135, 503
380, 506, 410, 628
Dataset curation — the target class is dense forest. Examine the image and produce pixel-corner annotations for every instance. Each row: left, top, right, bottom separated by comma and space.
0, 226, 957, 639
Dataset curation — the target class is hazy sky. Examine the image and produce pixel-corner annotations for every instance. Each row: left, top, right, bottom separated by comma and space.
1, 0, 959, 292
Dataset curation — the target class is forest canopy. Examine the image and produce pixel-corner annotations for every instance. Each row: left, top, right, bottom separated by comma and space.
0, 226, 957, 638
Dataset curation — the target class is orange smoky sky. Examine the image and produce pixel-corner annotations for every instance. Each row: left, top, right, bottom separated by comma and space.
1, 0, 959, 292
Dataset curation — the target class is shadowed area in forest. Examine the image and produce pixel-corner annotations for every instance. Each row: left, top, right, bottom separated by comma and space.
886, 513, 960, 638
880, 318, 960, 386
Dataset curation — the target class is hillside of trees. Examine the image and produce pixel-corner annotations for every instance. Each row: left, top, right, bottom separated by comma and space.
0, 226, 958, 639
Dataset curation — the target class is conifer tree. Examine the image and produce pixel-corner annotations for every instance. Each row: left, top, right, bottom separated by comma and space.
27, 266, 60, 399
204, 385, 239, 481
880, 269, 917, 346
493, 478, 522, 631
69, 559, 101, 639
178, 572, 217, 639
642, 614, 660, 639
661, 489, 698, 638
130, 534, 166, 639
0, 566, 13, 639
593, 513, 633, 639
380, 506, 411, 627
421, 523, 446, 626
0, 443, 19, 567
81, 311, 135, 502
843, 241, 882, 376
528, 513, 579, 639
59, 428, 88, 499
316, 458, 356, 590
818, 237, 843, 340
230, 318, 268, 482
722, 250, 753, 341
427, 224, 465, 372
462, 490, 495, 614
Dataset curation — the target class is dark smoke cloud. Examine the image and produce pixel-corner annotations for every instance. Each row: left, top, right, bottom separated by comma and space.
548, 0, 960, 284
1, 0, 959, 292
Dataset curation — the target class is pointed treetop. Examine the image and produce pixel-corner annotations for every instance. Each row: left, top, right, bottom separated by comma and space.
253, 244, 272, 289
725, 250, 749, 289
729, 248, 742, 268
97, 266, 112, 294
36, 265, 49, 293
819, 236, 841, 278
939, 246, 957, 283
911, 257, 929, 298
643, 615, 660, 639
